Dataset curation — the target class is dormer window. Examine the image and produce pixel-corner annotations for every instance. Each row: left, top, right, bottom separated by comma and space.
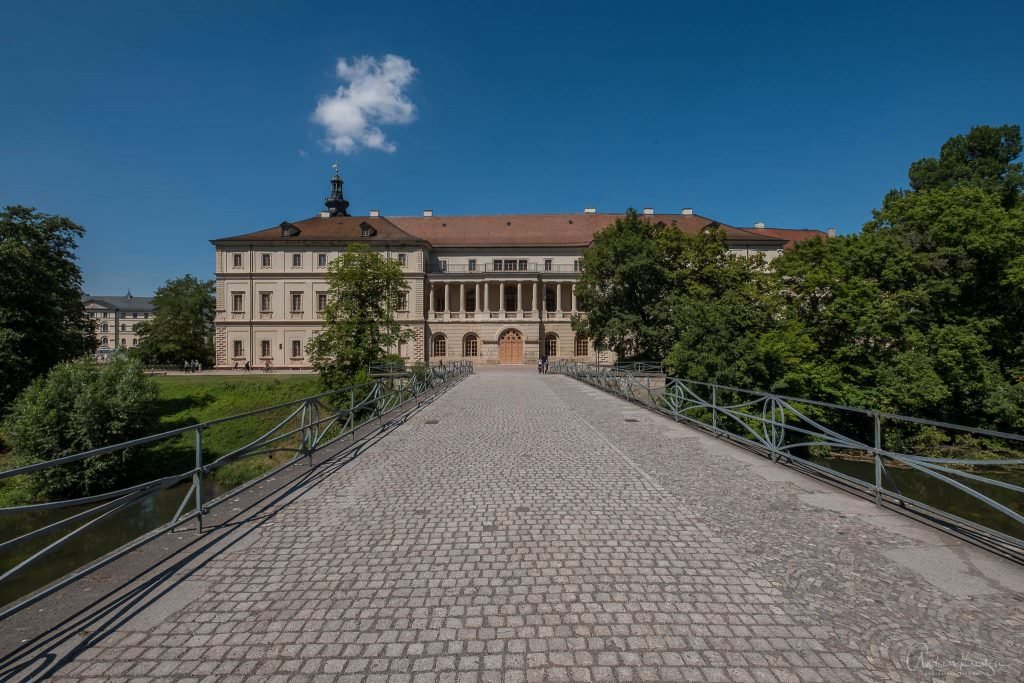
360, 222, 377, 238
280, 221, 300, 237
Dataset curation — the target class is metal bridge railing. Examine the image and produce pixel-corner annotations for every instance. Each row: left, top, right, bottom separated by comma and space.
551, 360, 1024, 558
0, 361, 473, 611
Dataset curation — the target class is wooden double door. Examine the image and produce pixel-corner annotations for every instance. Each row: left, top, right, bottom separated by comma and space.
498, 329, 524, 364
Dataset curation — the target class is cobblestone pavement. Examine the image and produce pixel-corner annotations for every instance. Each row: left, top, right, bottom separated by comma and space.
38, 372, 1024, 682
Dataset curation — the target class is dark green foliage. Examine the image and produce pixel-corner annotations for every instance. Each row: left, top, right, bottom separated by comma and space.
2, 355, 159, 499
0, 206, 94, 410
307, 244, 411, 390
572, 209, 718, 360
135, 275, 215, 365
908, 124, 1023, 207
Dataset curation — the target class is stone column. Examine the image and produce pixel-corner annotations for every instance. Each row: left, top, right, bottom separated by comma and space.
444, 282, 450, 315
498, 282, 505, 313
476, 282, 481, 312
428, 283, 435, 314
571, 283, 577, 312
460, 282, 465, 314
533, 281, 539, 317
556, 282, 563, 314
517, 282, 522, 315
484, 281, 490, 312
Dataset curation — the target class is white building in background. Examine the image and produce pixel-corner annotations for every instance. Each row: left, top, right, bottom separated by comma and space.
210, 172, 826, 368
82, 293, 154, 358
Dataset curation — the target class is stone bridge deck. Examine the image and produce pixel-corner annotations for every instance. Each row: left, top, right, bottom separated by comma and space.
5, 371, 1024, 681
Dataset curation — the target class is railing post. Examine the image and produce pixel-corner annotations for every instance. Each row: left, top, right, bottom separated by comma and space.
873, 411, 882, 506
711, 385, 718, 432
194, 427, 204, 534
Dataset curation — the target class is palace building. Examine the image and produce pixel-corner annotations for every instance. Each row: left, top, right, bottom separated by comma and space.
211, 172, 827, 368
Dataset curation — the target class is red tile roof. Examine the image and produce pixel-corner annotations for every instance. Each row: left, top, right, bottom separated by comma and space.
746, 227, 829, 250
212, 212, 800, 249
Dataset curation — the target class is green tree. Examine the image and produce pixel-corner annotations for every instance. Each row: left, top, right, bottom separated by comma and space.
0, 206, 94, 410
774, 124, 1024, 428
2, 354, 159, 500
572, 209, 701, 361
908, 124, 1023, 207
307, 244, 410, 389
135, 275, 215, 365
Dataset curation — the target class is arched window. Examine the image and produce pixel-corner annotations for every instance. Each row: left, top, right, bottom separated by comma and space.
120, 323, 127, 332
574, 335, 590, 357
432, 334, 447, 357
100, 337, 108, 346
101, 323, 108, 332
544, 333, 558, 358
463, 334, 478, 357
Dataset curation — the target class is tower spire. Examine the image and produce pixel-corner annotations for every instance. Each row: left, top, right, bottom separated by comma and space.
324, 163, 350, 217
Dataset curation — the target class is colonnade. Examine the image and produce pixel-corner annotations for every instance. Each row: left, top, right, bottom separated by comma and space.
427, 280, 577, 316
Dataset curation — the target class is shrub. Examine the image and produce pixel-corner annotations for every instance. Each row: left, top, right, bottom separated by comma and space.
3, 354, 159, 500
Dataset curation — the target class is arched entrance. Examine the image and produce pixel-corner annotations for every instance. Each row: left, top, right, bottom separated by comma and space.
498, 329, 524, 364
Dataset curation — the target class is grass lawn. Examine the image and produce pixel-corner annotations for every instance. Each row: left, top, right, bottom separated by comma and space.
0, 374, 324, 506
148, 374, 324, 490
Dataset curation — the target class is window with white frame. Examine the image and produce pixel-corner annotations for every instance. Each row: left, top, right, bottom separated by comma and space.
291, 340, 302, 358
574, 335, 590, 356
468, 259, 477, 272
544, 259, 552, 272
233, 340, 243, 358
317, 253, 327, 267
260, 340, 271, 357
290, 292, 303, 312
260, 292, 272, 312
317, 293, 328, 312
432, 334, 447, 357
261, 253, 272, 268
463, 334, 479, 357
397, 293, 408, 311
398, 253, 407, 266
291, 254, 302, 268
232, 253, 243, 268
231, 292, 243, 313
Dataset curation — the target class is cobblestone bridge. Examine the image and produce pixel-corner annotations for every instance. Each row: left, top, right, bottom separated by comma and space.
3, 370, 1023, 681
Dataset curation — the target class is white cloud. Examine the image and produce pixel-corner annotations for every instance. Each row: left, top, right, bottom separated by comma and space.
312, 54, 417, 154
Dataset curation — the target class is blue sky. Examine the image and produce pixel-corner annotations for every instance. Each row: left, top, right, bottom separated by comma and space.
1, 0, 1021, 295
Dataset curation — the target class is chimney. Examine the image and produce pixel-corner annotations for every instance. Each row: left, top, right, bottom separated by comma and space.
583, 207, 597, 214
642, 207, 655, 215
423, 209, 433, 217
319, 211, 330, 218
681, 208, 693, 215
827, 227, 836, 238
369, 209, 381, 217
754, 221, 766, 229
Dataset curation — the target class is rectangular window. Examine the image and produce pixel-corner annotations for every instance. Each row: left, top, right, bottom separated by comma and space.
468, 259, 477, 272
231, 292, 243, 313
397, 293, 408, 311
544, 259, 552, 272
317, 293, 327, 312
261, 253, 271, 268
546, 287, 556, 312
519, 259, 528, 271
260, 340, 271, 357
492, 259, 502, 272
233, 340, 243, 357
437, 259, 447, 272
573, 259, 582, 272
232, 253, 242, 268
260, 292, 272, 312
504, 259, 517, 272
317, 253, 327, 267
132, 312, 138, 318
291, 340, 302, 358
292, 254, 301, 268
291, 292, 303, 312
398, 253, 407, 266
